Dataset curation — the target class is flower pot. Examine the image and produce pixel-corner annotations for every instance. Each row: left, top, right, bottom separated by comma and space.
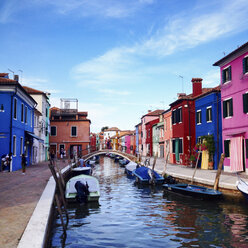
208, 161, 214, 170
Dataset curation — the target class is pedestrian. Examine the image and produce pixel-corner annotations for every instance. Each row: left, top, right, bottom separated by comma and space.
78, 156, 85, 167
1, 154, 6, 172
7, 152, 12, 172
50, 150, 55, 165
60, 148, 64, 159
21, 153, 27, 174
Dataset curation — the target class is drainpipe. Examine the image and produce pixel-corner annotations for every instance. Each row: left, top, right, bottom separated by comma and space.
187, 99, 191, 155
9, 85, 17, 172
216, 92, 219, 168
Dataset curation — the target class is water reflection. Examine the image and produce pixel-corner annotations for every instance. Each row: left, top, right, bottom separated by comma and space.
50, 156, 248, 248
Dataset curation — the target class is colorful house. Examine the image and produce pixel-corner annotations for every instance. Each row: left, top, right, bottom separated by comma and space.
152, 123, 159, 157
135, 123, 141, 155
49, 99, 91, 158
170, 78, 212, 165
163, 109, 173, 163
140, 110, 164, 156
0, 73, 36, 171
157, 113, 165, 158
130, 132, 136, 155
195, 87, 222, 170
145, 118, 159, 156
213, 42, 248, 173
23, 86, 50, 162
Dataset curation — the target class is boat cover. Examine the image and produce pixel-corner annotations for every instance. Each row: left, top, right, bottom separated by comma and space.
67, 177, 99, 193
134, 166, 161, 179
125, 162, 138, 171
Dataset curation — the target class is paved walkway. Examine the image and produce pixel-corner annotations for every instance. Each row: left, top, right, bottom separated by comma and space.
0, 159, 67, 248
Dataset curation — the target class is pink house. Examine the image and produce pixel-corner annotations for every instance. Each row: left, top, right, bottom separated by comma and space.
214, 42, 248, 173
163, 109, 173, 163
140, 110, 164, 156
125, 134, 131, 154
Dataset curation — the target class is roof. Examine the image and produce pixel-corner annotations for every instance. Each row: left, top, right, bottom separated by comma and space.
141, 109, 164, 119
170, 87, 219, 107
213, 41, 248, 67
23, 86, 49, 99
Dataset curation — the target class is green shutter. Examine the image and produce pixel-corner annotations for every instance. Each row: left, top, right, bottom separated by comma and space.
224, 140, 230, 157
243, 93, 248, 113
243, 58, 246, 74
228, 66, 232, 81
222, 70, 225, 84
179, 139, 183, 153
230, 99, 233, 116
223, 101, 227, 118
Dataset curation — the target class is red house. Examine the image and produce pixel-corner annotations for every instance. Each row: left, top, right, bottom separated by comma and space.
145, 118, 159, 156
170, 78, 210, 165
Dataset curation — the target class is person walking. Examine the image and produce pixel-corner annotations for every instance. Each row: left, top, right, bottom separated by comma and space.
21, 154, 27, 174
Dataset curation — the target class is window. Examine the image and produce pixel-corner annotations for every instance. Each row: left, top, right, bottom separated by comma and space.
25, 106, 27, 124
224, 140, 230, 157
141, 131, 143, 138
197, 136, 202, 144
179, 138, 183, 154
30, 111, 33, 127
172, 138, 183, 153
0, 104, 4, 112
243, 92, 248, 114
13, 135, 16, 156
222, 66, 232, 83
14, 98, 17, 119
196, 110, 202, 124
172, 108, 182, 124
51, 126, 57, 136
223, 98, 233, 118
21, 104, 24, 122
243, 56, 248, 74
206, 107, 212, 122
71, 126, 77, 137
20, 137, 23, 155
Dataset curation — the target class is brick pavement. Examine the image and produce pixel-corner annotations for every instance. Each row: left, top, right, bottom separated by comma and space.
0, 159, 67, 248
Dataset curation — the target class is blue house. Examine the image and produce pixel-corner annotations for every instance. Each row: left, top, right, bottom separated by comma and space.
195, 86, 222, 170
0, 73, 37, 172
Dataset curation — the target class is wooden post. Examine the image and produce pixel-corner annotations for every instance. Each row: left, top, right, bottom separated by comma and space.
152, 152, 158, 171
55, 194, 67, 235
214, 153, 225, 190
191, 149, 201, 184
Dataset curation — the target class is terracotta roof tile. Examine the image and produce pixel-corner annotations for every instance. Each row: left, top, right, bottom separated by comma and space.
23, 86, 45, 94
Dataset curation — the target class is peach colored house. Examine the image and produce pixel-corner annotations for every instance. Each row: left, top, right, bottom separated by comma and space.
49, 105, 91, 158
163, 109, 173, 163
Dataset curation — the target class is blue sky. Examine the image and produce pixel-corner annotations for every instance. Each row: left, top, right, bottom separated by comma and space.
1, 0, 248, 132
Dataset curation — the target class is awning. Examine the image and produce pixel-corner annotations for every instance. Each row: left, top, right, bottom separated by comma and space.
25, 131, 44, 143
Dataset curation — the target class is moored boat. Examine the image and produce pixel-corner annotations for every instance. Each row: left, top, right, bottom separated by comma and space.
119, 159, 129, 167
71, 167, 92, 177
236, 178, 248, 201
65, 174, 100, 203
132, 166, 164, 185
125, 161, 138, 178
163, 183, 222, 200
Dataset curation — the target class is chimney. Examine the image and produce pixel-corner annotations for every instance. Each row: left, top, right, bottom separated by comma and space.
177, 93, 186, 99
192, 78, 202, 97
148, 110, 152, 113
14, 75, 19, 82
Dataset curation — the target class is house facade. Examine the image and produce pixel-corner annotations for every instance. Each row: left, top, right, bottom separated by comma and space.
213, 42, 248, 173
23, 86, 50, 162
140, 110, 164, 156
135, 123, 141, 155
195, 87, 222, 170
49, 99, 91, 158
145, 118, 159, 156
152, 123, 159, 157
0, 73, 36, 171
157, 113, 165, 158
163, 109, 173, 163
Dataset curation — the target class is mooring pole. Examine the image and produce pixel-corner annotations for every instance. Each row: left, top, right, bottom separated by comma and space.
214, 153, 225, 190
191, 149, 201, 184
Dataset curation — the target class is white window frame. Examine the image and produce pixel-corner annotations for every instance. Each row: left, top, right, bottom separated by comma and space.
223, 97, 233, 119
222, 65, 231, 84
196, 110, 202, 125
71, 126, 77, 137
206, 106, 212, 123
20, 137, 23, 156
13, 135, 16, 156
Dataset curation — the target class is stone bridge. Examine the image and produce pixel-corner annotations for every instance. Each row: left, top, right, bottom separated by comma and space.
82, 149, 137, 162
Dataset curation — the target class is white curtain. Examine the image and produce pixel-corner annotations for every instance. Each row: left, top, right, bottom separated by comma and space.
230, 136, 243, 172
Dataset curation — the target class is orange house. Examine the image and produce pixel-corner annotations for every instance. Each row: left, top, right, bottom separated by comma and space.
49, 106, 91, 158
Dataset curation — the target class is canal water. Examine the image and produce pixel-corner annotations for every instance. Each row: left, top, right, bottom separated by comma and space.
50, 156, 248, 247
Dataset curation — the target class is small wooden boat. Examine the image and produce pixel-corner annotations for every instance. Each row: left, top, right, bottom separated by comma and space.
163, 183, 222, 200
236, 178, 248, 201
114, 156, 121, 163
71, 167, 92, 177
132, 166, 164, 185
65, 175, 100, 203
125, 161, 138, 178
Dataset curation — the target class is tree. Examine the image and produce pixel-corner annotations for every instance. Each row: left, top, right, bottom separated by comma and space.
101, 126, 109, 132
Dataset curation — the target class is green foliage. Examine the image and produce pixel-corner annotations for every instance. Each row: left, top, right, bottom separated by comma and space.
201, 134, 215, 162
101, 126, 109, 132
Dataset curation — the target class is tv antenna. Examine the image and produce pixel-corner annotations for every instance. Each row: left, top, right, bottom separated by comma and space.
18, 70, 23, 84
179, 75, 184, 93
8, 68, 14, 79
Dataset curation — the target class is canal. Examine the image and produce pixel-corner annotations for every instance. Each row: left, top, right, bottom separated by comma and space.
50, 156, 248, 247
